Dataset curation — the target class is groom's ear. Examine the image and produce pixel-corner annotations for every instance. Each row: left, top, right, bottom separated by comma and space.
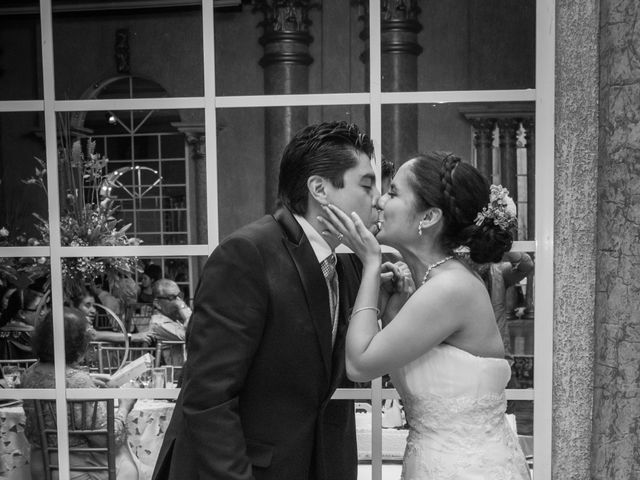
307, 175, 328, 204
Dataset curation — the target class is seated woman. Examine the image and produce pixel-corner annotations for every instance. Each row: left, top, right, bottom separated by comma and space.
70, 289, 153, 345
21, 307, 139, 480
0, 288, 49, 359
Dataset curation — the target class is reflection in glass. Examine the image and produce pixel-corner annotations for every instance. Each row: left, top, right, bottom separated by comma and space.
0, 2, 42, 101
60, 256, 204, 386
215, 1, 368, 95
56, 110, 206, 250
52, 3, 204, 99
0, 112, 48, 246
384, 102, 535, 241
0, 264, 50, 368
373, 0, 535, 92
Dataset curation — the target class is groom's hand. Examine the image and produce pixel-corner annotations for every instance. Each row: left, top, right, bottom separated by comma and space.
379, 262, 414, 326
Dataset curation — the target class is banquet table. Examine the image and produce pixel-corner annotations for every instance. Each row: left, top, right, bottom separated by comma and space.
125, 399, 175, 480
0, 399, 175, 480
0, 403, 30, 480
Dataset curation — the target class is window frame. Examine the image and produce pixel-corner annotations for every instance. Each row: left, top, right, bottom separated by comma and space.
0, 1, 554, 478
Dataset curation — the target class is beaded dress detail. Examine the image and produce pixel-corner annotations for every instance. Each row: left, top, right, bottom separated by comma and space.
391, 344, 530, 480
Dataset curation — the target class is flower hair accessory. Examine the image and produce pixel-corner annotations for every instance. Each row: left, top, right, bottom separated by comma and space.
474, 185, 517, 230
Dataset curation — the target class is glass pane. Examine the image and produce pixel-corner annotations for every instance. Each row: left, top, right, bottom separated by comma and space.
383, 102, 535, 241
13, 397, 58, 478
62, 254, 205, 379
214, 1, 369, 95
57, 109, 207, 246
52, 1, 204, 99
509, 400, 534, 474
0, 276, 50, 368
508, 251, 535, 389
216, 104, 368, 238
0, 1, 42, 100
376, 0, 535, 92
0, 112, 49, 246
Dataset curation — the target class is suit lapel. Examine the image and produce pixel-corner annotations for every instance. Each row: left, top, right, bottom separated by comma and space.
274, 208, 333, 381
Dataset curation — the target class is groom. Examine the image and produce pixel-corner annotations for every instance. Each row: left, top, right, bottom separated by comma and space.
152, 121, 380, 480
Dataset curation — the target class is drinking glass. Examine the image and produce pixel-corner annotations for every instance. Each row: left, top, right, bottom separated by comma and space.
151, 367, 166, 388
164, 366, 176, 388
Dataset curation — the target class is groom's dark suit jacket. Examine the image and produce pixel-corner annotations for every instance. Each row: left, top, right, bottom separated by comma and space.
152, 208, 361, 480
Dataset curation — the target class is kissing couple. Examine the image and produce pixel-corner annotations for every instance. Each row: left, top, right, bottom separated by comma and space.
152, 121, 530, 480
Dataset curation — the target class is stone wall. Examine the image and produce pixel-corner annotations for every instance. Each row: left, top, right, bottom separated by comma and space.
592, 0, 640, 478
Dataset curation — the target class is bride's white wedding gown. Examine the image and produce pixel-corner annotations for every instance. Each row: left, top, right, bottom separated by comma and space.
390, 343, 531, 480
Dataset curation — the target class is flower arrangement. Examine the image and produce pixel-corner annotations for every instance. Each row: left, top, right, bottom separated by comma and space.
1, 114, 141, 299
0, 223, 49, 290
474, 184, 518, 231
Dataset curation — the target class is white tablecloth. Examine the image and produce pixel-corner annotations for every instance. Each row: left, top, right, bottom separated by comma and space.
0, 404, 30, 480
126, 399, 175, 480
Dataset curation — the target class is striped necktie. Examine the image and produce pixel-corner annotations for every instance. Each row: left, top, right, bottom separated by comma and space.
320, 253, 339, 346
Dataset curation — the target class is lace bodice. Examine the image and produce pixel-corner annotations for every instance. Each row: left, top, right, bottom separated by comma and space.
391, 344, 530, 480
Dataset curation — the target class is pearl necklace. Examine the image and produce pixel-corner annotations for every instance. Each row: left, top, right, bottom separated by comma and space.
421, 255, 454, 285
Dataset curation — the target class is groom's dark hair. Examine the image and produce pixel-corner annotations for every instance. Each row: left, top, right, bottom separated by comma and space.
277, 121, 375, 215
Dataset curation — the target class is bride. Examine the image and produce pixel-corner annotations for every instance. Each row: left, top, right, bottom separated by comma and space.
320, 152, 530, 479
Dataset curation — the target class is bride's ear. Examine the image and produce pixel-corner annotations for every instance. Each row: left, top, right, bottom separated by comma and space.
420, 208, 443, 228
307, 175, 328, 204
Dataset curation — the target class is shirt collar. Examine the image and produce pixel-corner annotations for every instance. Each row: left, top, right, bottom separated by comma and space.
293, 214, 334, 264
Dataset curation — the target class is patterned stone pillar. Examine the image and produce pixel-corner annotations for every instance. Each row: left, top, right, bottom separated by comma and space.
470, 118, 495, 181
255, 1, 314, 211
358, 1, 422, 167
497, 118, 520, 208
592, 0, 640, 477
522, 119, 535, 240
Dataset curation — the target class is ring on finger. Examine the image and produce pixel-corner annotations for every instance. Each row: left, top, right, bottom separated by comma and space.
336, 232, 344, 241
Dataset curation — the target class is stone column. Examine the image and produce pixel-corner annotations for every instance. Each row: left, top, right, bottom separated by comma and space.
381, 1, 421, 167
172, 123, 206, 246
592, 0, 640, 477
255, 1, 314, 211
470, 118, 495, 181
497, 118, 520, 211
522, 119, 535, 240
358, 1, 422, 167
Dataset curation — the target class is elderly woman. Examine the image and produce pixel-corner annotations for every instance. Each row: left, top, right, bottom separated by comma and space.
21, 307, 138, 480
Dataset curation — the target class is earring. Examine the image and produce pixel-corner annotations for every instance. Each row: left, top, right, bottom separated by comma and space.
418, 220, 424, 236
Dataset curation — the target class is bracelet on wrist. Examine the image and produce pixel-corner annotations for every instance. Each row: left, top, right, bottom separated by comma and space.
350, 306, 380, 319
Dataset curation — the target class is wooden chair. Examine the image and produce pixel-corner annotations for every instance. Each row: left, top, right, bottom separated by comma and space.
0, 358, 38, 371
155, 339, 186, 367
97, 344, 158, 374
33, 398, 117, 480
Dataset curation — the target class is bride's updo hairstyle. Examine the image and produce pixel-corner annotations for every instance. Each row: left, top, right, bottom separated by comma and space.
407, 152, 513, 263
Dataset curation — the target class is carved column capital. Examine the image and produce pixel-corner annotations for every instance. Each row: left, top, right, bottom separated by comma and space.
470, 118, 496, 147
254, 0, 317, 67
497, 118, 521, 142
172, 122, 206, 161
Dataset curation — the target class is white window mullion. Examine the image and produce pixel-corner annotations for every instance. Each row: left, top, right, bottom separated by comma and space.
534, 0, 555, 478
368, 2, 383, 479
40, 1, 72, 479
204, 0, 219, 252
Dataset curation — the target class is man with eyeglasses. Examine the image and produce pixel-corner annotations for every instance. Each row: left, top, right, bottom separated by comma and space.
149, 279, 191, 366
